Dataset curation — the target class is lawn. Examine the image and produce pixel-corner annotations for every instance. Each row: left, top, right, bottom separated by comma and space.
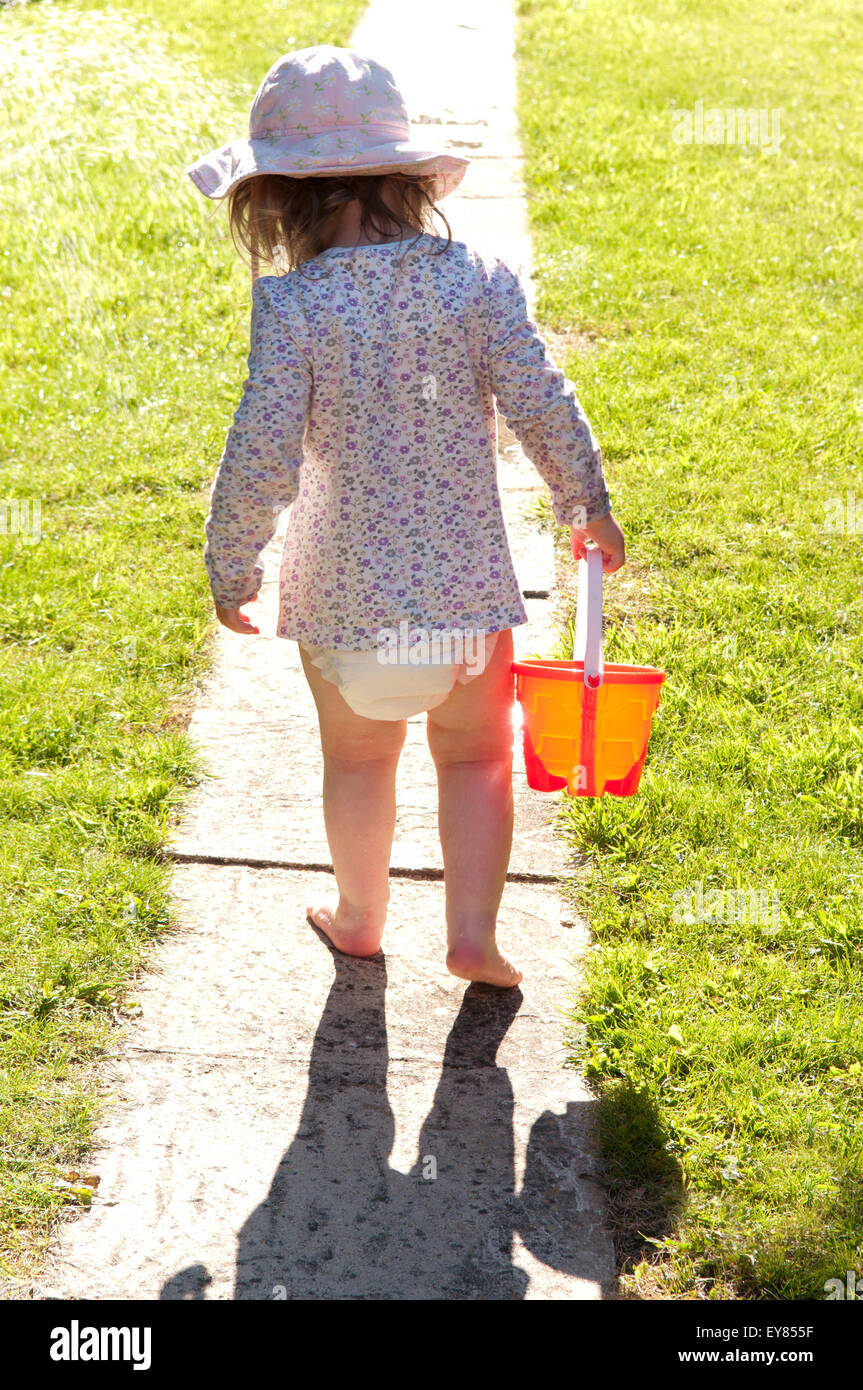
514, 0, 863, 1297
3, 0, 860, 1304
0, 0, 366, 1287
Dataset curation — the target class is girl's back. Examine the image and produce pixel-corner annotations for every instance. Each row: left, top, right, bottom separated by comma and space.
208, 230, 609, 650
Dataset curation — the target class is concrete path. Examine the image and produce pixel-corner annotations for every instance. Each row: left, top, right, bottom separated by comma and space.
37, 0, 616, 1300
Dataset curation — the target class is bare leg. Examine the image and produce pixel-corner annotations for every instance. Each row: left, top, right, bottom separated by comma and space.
426, 630, 521, 987
300, 647, 406, 957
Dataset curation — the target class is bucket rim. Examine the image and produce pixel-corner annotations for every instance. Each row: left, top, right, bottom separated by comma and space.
512, 658, 666, 686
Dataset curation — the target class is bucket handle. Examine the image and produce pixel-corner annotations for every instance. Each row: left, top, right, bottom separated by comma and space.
574, 543, 604, 688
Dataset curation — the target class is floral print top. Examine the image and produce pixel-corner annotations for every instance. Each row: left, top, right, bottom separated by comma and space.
204, 231, 611, 649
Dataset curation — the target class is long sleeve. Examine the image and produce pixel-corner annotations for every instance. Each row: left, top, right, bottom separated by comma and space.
485, 257, 611, 527
204, 278, 312, 606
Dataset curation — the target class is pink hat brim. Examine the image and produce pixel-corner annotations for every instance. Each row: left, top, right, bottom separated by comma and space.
186, 135, 469, 202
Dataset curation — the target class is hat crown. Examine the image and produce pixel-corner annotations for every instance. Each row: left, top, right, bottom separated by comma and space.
249, 45, 410, 141
186, 42, 469, 204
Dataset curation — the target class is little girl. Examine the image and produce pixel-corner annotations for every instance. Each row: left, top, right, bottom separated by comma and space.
187, 45, 625, 988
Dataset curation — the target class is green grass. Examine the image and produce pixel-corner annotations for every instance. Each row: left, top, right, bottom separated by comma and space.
4, 0, 860, 1305
515, 0, 863, 1297
0, 0, 366, 1287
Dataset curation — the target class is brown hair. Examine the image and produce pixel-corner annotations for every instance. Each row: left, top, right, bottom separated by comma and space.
226, 170, 452, 276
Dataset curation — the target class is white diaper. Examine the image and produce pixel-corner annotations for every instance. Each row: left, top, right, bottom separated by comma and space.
301, 631, 500, 720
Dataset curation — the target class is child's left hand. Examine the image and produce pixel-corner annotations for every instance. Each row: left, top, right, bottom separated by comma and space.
214, 596, 260, 635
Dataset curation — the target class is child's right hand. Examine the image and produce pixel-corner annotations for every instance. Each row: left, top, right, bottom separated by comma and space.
570, 511, 626, 574
214, 596, 260, 635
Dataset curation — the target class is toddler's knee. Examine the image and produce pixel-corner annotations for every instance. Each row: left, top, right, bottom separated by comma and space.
427, 718, 514, 768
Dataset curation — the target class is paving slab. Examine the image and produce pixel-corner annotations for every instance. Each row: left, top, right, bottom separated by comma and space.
35, 0, 616, 1301
39, 868, 612, 1301
353, 0, 537, 287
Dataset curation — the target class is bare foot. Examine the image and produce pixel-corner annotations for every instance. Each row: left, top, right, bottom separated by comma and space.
446, 940, 523, 988
306, 902, 383, 958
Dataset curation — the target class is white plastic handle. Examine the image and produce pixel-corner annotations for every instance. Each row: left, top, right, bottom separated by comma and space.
573, 543, 604, 688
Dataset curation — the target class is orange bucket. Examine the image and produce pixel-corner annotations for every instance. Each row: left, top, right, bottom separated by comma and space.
512, 547, 666, 797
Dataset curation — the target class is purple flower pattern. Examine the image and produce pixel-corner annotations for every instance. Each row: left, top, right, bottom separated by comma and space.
204, 233, 611, 648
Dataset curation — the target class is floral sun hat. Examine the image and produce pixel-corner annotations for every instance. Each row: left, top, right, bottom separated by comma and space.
186, 44, 470, 202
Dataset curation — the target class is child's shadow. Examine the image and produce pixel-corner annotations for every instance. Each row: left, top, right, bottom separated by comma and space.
162, 932, 601, 1300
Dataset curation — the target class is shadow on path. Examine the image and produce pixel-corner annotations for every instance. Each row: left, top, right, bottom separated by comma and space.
162, 935, 604, 1300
